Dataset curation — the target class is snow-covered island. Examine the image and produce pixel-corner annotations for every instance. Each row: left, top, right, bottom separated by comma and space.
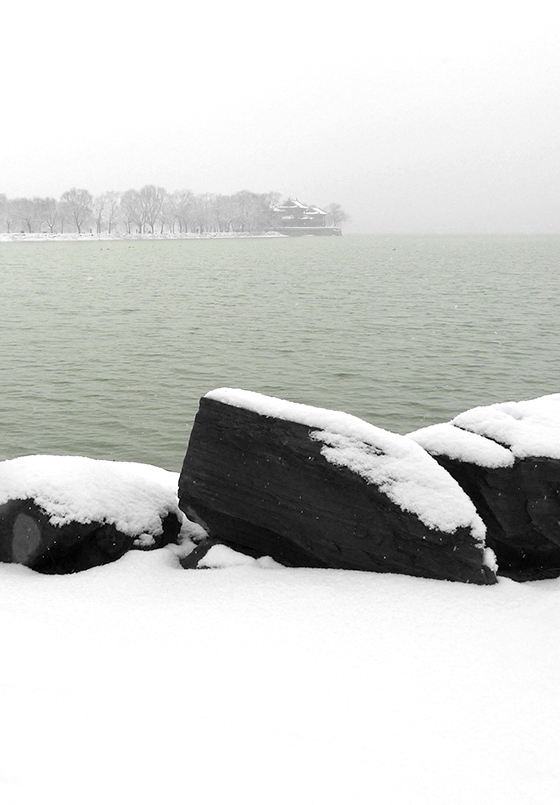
0, 189, 348, 241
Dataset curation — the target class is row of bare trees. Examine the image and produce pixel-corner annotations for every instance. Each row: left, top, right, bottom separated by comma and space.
0, 187, 348, 235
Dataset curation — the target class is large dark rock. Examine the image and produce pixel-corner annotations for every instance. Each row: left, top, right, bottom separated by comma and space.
0, 455, 183, 574
408, 395, 560, 581
179, 392, 496, 584
0, 497, 181, 574
438, 457, 560, 580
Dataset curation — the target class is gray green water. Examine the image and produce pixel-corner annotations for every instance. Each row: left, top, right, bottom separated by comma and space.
1, 234, 559, 470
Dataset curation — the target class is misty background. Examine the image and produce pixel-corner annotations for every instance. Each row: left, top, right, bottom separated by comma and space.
2, 0, 559, 234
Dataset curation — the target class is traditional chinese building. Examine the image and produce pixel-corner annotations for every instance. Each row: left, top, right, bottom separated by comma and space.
271, 199, 340, 235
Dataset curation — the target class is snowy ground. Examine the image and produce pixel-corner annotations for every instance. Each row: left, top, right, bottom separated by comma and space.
0, 231, 285, 242
1, 549, 559, 805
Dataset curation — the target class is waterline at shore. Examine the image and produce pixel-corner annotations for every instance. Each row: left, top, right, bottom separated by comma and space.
0, 231, 287, 243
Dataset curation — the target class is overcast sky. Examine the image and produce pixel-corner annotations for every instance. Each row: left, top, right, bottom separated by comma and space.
2, 0, 559, 233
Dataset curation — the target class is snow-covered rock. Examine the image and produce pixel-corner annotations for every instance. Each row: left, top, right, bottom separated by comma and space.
179, 389, 496, 584
181, 538, 281, 569
0, 455, 184, 573
408, 394, 560, 580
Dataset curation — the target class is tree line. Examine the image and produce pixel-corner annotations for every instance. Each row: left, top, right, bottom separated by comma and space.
0, 187, 348, 235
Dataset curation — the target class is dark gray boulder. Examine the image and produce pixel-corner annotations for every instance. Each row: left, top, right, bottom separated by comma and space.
408, 394, 560, 580
0, 497, 181, 573
179, 389, 497, 584
0, 456, 183, 573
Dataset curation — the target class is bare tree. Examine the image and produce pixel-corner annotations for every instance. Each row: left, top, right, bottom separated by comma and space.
58, 200, 72, 234
263, 191, 282, 230
119, 189, 142, 234
214, 194, 235, 232
103, 191, 121, 234
160, 192, 177, 234
39, 198, 58, 233
60, 188, 93, 233
92, 195, 106, 234
256, 192, 281, 230
326, 203, 348, 228
11, 197, 44, 232
0, 194, 5, 229
192, 193, 217, 233
231, 190, 250, 232
229, 191, 274, 232
174, 190, 194, 233
139, 185, 166, 234
266, 190, 282, 208
5, 199, 16, 233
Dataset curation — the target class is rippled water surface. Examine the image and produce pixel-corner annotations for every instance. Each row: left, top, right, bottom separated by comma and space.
1, 235, 559, 470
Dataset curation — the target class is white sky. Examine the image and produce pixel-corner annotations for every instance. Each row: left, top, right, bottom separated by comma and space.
2, 0, 560, 233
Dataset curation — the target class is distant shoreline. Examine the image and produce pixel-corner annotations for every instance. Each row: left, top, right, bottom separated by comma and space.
0, 231, 288, 243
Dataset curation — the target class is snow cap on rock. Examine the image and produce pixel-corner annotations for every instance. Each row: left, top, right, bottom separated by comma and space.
450, 394, 560, 459
408, 422, 515, 468
0, 455, 181, 536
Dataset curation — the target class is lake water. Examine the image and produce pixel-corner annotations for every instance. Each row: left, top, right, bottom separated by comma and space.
1, 234, 559, 471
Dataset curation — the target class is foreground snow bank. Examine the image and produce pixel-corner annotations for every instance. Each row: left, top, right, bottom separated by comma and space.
0, 549, 558, 805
